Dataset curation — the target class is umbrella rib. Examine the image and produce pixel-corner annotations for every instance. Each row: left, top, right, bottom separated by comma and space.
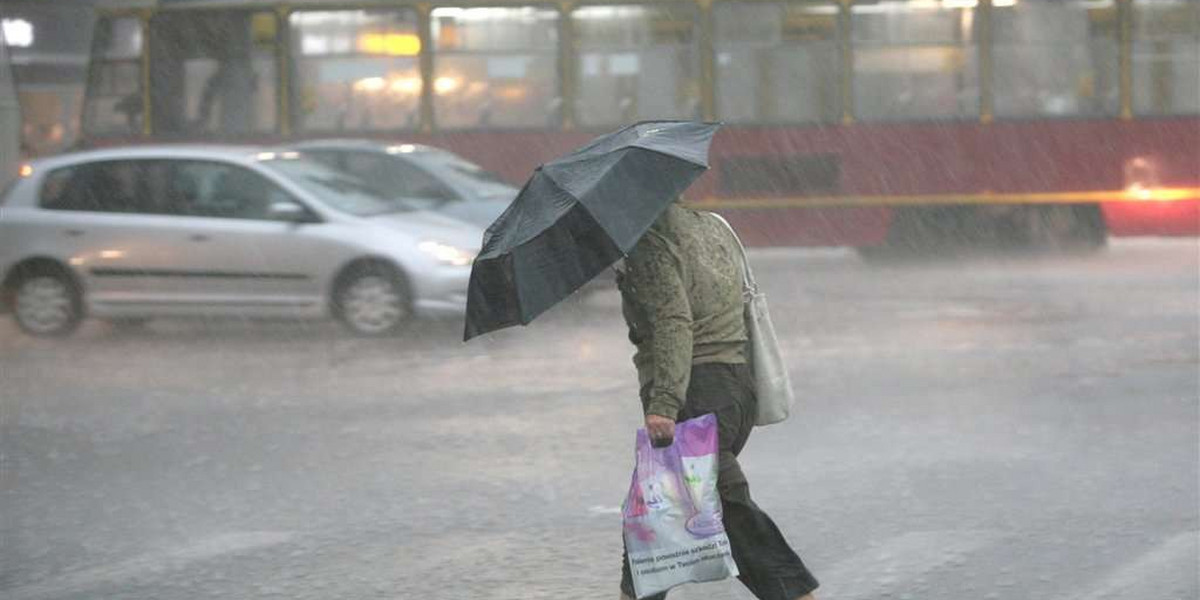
542, 149, 706, 252
507, 174, 573, 325
537, 170, 633, 256
629, 143, 710, 169
478, 171, 577, 258
548, 144, 709, 171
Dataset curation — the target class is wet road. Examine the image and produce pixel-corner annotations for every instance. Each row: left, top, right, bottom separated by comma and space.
1, 240, 1197, 600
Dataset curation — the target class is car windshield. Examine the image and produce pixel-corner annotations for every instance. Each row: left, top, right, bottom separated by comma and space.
420, 152, 517, 199
261, 158, 415, 216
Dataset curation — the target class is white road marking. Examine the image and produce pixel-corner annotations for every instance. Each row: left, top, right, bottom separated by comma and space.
1062, 531, 1199, 600
4, 531, 295, 600
588, 505, 623, 515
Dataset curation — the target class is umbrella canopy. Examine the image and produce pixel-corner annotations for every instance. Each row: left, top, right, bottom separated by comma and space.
463, 120, 721, 341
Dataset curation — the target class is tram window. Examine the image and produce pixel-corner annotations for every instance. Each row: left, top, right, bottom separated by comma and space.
572, 4, 702, 127
714, 1, 840, 124
993, 0, 1119, 119
289, 10, 421, 132
83, 17, 143, 135
1133, 0, 1199, 116
149, 11, 279, 136
431, 7, 560, 129
851, 1, 979, 121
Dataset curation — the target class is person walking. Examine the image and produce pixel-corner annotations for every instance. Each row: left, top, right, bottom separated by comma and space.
616, 202, 819, 600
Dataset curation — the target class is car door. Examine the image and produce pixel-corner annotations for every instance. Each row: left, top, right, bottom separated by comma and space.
33, 159, 231, 313
164, 159, 350, 316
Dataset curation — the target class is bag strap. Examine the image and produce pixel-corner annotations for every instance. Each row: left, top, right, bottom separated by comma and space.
708, 212, 758, 297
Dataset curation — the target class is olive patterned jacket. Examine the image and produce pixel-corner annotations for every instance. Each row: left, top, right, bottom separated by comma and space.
618, 204, 748, 419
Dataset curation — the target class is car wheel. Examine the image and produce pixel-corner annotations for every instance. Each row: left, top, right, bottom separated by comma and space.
334, 264, 411, 336
13, 270, 83, 337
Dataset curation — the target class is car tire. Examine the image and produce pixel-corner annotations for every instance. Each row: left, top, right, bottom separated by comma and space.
333, 263, 412, 336
12, 268, 83, 337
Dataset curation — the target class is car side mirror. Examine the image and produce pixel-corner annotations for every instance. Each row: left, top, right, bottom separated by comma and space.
269, 201, 311, 223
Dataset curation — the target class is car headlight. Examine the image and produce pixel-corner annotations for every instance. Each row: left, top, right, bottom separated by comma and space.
418, 240, 476, 267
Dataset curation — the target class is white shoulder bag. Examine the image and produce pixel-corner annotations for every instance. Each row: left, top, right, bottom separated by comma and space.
710, 213, 795, 426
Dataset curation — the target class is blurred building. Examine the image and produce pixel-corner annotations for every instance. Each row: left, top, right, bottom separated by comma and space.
0, 0, 96, 157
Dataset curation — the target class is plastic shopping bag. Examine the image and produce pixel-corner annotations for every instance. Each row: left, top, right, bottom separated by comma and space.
622, 413, 739, 598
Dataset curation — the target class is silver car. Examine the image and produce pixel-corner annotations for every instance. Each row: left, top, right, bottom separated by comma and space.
285, 139, 517, 230
0, 145, 483, 337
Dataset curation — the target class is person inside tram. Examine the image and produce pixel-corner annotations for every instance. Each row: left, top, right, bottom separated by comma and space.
192, 16, 258, 134
114, 94, 143, 133
194, 56, 258, 134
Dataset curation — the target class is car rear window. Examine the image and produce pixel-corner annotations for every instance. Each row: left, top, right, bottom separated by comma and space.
40, 164, 127, 212
38, 161, 150, 213
38, 166, 78, 209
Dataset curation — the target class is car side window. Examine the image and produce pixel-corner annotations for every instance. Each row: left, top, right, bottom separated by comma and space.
175, 161, 303, 221
40, 160, 148, 214
343, 152, 458, 202
301, 150, 345, 171
140, 160, 190, 215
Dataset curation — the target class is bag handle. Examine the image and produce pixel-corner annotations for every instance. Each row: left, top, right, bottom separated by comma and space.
707, 212, 758, 298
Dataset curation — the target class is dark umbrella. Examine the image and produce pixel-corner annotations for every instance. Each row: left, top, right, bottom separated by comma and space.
463, 120, 721, 341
